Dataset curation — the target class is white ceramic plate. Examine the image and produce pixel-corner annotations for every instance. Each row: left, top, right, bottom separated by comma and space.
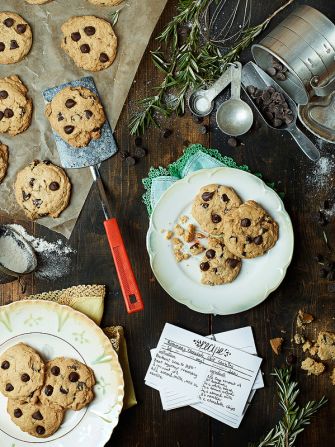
147, 167, 294, 314
0, 300, 124, 446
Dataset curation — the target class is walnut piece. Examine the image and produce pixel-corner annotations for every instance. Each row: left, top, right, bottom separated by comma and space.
174, 224, 184, 236
184, 224, 196, 243
165, 230, 173, 240
270, 337, 284, 355
190, 242, 205, 256
297, 310, 314, 328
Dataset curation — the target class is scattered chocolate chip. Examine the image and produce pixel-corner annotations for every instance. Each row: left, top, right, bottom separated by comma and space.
71, 32, 81, 42
163, 128, 173, 138
84, 26, 96, 36
276, 71, 287, 81
80, 44, 90, 53
200, 203, 209, 209
36, 426, 45, 435
69, 372, 80, 382
202, 191, 214, 201
200, 261, 210, 271
0, 42, 5, 52
14, 408, 22, 418
21, 373, 30, 382
44, 385, 53, 396
125, 156, 136, 166
99, 53, 109, 63
85, 110, 93, 119
266, 67, 277, 77
222, 193, 230, 202
10, 40, 19, 50
60, 386, 68, 395
242, 251, 246, 257
92, 127, 101, 132
286, 353, 297, 365
254, 235, 263, 245
135, 136, 143, 147
1, 361, 10, 369
49, 182, 60, 191
211, 214, 221, 223
227, 137, 238, 148
206, 249, 216, 259
198, 124, 208, 134
0, 90, 8, 99
134, 147, 146, 158
32, 199, 42, 208
6, 383, 14, 392
32, 411, 43, 420
4, 108, 14, 118
65, 98, 76, 108
64, 125, 74, 134
227, 258, 240, 268
4, 18, 14, 27
241, 218, 251, 227
22, 191, 31, 201
16, 24, 27, 34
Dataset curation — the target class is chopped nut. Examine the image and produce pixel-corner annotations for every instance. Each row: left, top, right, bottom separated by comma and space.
190, 242, 205, 256
317, 331, 335, 361
174, 224, 184, 236
195, 232, 206, 239
301, 357, 325, 376
309, 344, 319, 356
184, 224, 196, 243
294, 333, 305, 345
302, 340, 312, 352
183, 253, 190, 260
270, 337, 284, 355
179, 215, 189, 224
174, 250, 185, 263
165, 230, 173, 240
297, 310, 314, 328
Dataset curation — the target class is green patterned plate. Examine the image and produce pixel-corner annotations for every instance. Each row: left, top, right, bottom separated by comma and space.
0, 300, 124, 446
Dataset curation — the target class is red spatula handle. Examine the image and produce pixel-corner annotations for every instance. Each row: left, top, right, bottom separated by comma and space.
104, 218, 144, 313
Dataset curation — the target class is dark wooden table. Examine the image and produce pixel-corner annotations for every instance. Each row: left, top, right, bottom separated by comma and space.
1, 1, 335, 446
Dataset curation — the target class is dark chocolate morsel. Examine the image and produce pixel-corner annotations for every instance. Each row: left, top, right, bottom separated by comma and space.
222, 193, 230, 202
254, 235, 263, 245
51, 366, 60, 376
71, 32, 81, 42
84, 26, 96, 36
5, 383, 14, 392
4, 108, 14, 118
10, 40, 19, 50
227, 258, 240, 268
36, 426, 45, 435
80, 44, 90, 54
211, 214, 221, 224
0, 43, 5, 52
200, 261, 210, 271
1, 360, 10, 369
4, 18, 14, 27
201, 191, 214, 201
22, 191, 31, 201
99, 53, 109, 63
32, 199, 42, 208
16, 24, 27, 34
14, 408, 23, 418
44, 385, 54, 396
32, 411, 43, 421
69, 372, 80, 382
241, 218, 251, 227
60, 386, 69, 394
49, 182, 60, 191
21, 373, 30, 382
200, 203, 209, 209
64, 125, 75, 134
85, 110, 93, 119
0, 90, 8, 99
206, 249, 216, 259
65, 99, 76, 109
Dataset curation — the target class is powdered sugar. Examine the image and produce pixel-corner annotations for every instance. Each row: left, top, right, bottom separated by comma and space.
8, 224, 75, 280
0, 234, 29, 274
306, 155, 335, 190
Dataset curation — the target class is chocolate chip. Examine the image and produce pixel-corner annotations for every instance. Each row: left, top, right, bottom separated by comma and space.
211, 214, 221, 224
44, 385, 53, 396
6, 383, 14, 392
241, 218, 251, 227
21, 373, 30, 382
57, 112, 64, 121
0, 42, 5, 52
0, 111, 3, 120
201, 203, 209, 209
33, 159, 40, 166
227, 137, 238, 147
69, 372, 80, 382
92, 127, 100, 132
36, 426, 45, 435
22, 191, 31, 201
4, 108, 14, 118
4, 18, 14, 27
200, 261, 210, 271
242, 251, 246, 257
276, 71, 287, 81
14, 408, 22, 418
254, 235, 263, 245
206, 249, 216, 259
16, 24, 27, 34
80, 44, 90, 53
163, 128, 173, 138
0, 90, 8, 99
134, 147, 146, 158
71, 32, 81, 42
32, 199, 42, 208
99, 53, 109, 63
135, 136, 143, 147
48, 182, 60, 192
1, 361, 10, 369
84, 26, 96, 36
32, 411, 43, 420
64, 125, 74, 134
10, 40, 19, 50
65, 99, 76, 108
51, 366, 60, 376
266, 67, 277, 77
43, 159, 51, 165
85, 110, 93, 119
29, 178, 35, 187
60, 386, 68, 394
125, 156, 136, 166
246, 236, 253, 243
286, 353, 297, 365
222, 193, 230, 203
227, 258, 240, 268
273, 118, 283, 128
201, 191, 214, 201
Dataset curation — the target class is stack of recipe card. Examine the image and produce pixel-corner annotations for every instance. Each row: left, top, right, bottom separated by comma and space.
145, 323, 263, 428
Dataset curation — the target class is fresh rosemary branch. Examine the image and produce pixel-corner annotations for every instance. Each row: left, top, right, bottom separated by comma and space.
248, 367, 327, 447
129, 0, 294, 135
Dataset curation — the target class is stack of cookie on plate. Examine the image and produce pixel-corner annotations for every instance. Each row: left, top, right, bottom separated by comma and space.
167, 184, 279, 286
0, 343, 95, 438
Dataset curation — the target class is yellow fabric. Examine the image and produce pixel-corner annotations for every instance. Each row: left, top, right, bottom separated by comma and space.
26, 285, 137, 410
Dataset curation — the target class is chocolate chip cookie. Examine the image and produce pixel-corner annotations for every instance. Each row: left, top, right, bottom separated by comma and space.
0, 12, 32, 64
45, 86, 106, 147
61, 16, 117, 72
199, 238, 241, 285
88, 0, 124, 5
0, 142, 9, 183
0, 343, 45, 402
40, 358, 95, 411
14, 160, 72, 220
0, 75, 33, 136
192, 184, 242, 235
223, 200, 279, 258
7, 399, 64, 438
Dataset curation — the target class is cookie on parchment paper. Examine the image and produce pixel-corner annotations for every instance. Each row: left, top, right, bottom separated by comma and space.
0, 12, 32, 64
0, 142, 9, 183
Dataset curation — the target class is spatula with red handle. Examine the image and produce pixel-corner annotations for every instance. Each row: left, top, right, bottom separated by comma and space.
43, 76, 144, 314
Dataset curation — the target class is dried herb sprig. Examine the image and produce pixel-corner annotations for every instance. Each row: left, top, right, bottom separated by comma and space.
129, 0, 294, 135
248, 367, 327, 447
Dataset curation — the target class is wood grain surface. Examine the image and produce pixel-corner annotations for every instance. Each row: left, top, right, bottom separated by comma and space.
1, 1, 334, 446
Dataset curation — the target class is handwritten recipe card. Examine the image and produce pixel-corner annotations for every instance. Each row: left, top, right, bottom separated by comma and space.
145, 323, 263, 425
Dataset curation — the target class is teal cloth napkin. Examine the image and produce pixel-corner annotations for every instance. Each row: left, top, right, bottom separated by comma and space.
142, 144, 273, 215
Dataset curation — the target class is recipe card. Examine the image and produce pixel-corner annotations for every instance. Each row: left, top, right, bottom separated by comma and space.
145, 323, 262, 417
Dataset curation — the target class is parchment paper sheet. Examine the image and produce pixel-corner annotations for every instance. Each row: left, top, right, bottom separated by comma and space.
0, 0, 168, 238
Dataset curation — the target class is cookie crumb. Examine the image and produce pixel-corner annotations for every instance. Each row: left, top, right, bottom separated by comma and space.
195, 232, 206, 239
180, 215, 189, 224
165, 230, 173, 240
302, 340, 312, 352
317, 331, 335, 361
294, 333, 305, 345
301, 357, 325, 376
190, 242, 205, 256
297, 310, 314, 328
174, 224, 184, 236
270, 337, 283, 355
184, 224, 196, 243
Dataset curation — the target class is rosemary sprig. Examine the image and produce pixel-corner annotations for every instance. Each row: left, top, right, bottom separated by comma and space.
248, 367, 327, 447
129, 0, 294, 135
